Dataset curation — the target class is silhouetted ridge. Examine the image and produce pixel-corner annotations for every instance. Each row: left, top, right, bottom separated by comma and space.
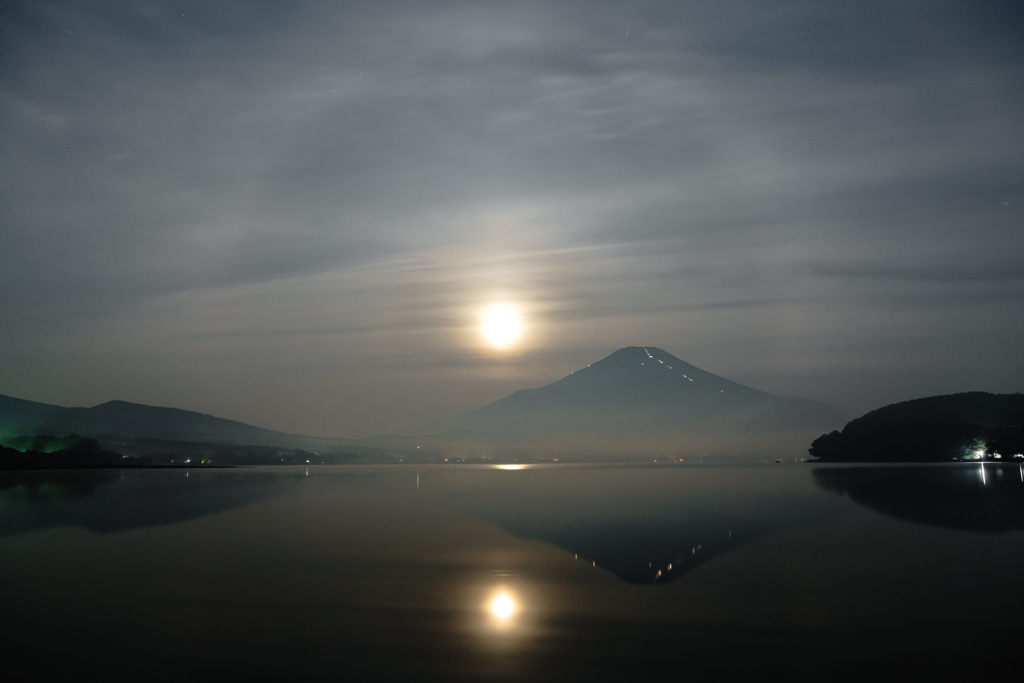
0, 393, 354, 453
81, 400, 283, 442
809, 392, 1024, 462
0, 394, 67, 434
842, 392, 1024, 435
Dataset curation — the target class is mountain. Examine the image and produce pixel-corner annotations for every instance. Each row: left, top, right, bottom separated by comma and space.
1, 346, 847, 463
0, 394, 367, 467
809, 392, 1024, 462
436, 346, 846, 456
0, 394, 299, 446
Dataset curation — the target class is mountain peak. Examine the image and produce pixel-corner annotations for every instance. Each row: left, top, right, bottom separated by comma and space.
556, 346, 754, 397
597, 346, 676, 366
602, 345, 672, 359
451, 346, 846, 454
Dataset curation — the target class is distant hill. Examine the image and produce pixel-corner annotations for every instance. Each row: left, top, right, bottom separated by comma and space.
429, 346, 845, 457
0, 394, 67, 434
0, 394, 370, 467
0, 394, 309, 447
809, 392, 1024, 462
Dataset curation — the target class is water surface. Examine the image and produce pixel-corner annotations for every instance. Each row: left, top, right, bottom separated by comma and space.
2, 463, 1021, 680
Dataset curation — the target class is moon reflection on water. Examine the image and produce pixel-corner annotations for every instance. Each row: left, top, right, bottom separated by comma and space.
474, 580, 533, 641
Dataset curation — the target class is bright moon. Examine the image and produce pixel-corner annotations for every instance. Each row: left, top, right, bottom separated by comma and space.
489, 592, 517, 620
479, 303, 524, 349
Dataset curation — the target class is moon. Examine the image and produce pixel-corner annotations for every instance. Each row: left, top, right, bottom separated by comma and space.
489, 592, 517, 620
479, 303, 524, 349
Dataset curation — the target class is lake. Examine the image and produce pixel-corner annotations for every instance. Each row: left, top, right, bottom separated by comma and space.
2, 462, 1022, 681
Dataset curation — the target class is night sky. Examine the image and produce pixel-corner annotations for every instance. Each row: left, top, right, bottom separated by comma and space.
2, 1, 1022, 438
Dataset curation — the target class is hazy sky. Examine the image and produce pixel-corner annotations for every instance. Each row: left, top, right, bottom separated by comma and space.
2, 1, 1022, 437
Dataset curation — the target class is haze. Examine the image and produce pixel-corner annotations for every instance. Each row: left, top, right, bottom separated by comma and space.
2, 1, 1022, 438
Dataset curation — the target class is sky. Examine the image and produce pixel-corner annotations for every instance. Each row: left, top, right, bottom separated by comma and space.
2, 0, 1022, 438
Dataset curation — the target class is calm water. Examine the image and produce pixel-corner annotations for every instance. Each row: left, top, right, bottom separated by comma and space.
2, 463, 1022, 681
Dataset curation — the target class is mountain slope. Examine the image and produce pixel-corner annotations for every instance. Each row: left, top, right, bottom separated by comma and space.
0, 394, 67, 436
0, 394, 349, 451
446, 346, 845, 452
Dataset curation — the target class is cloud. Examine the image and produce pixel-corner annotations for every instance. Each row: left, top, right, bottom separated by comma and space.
1, 1, 1022, 433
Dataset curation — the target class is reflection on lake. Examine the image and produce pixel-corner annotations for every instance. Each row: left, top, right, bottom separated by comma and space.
2, 463, 1022, 681
814, 462, 1024, 531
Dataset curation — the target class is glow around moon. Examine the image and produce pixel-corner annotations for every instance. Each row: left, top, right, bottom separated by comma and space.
479, 303, 525, 350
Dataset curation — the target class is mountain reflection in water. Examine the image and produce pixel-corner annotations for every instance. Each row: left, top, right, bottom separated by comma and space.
0, 468, 297, 538
426, 464, 801, 585
2, 463, 1022, 681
